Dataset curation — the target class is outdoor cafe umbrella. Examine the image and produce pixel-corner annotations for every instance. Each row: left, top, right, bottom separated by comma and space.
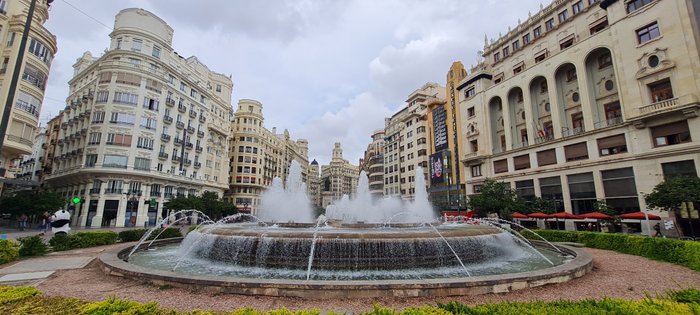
549, 212, 583, 230
618, 212, 661, 220
512, 212, 528, 219
527, 212, 550, 219
579, 212, 614, 220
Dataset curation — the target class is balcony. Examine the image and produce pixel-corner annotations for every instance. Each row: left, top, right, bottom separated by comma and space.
186, 126, 195, 134
164, 192, 174, 199
199, 115, 206, 123
161, 134, 171, 142
171, 156, 181, 162
57, 139, 65, 146
89, 188, 100, 194
174, 138, 183, 146
185, 142, 193, 149
176, 121, 185, 129
189, 110, 197, 118
104, 188, 122, 194
194, 162, 201, 168
562, 126, 585, 138
594, 116, 623, 129
183, 159, 192, 166
195, 146, 203, 153
163, 116, 173, 124
178, 104, 187, 113
61, 123, 67, 129
534, 135, 554, 144
639, 97, 679, 116
512, 141, 529, 150
158, 152, 168, 159
150, 191, 161, 197
197, 130, 205, 138
165, 98, 175, 107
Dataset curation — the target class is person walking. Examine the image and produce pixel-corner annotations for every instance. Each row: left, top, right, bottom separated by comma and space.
40, 211, 50, 235
653, 222, 663, 237
18, 213, 28, 231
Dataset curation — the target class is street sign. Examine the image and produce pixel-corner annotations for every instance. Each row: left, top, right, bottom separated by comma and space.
149, 198, 156, 207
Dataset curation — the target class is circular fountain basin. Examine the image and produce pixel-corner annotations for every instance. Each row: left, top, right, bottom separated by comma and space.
99, 223, 592, 298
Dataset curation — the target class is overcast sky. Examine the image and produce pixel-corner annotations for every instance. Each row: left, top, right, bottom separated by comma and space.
42, 0, 543, 165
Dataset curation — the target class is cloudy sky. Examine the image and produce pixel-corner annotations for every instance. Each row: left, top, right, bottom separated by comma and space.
42, 0, 543, 165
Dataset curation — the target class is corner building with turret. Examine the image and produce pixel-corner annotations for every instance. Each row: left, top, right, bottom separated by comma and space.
44, 8, 233, 228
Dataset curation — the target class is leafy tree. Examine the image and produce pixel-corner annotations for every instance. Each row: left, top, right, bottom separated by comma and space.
0, 190, 65, 217
526, 197, 557, 214
594, 199, 617, 217
467, 179, 525, 219
164, 192, 236, 221
645, 176, 700, 211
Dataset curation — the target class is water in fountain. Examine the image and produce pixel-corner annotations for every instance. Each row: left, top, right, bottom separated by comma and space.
326, 167, 435, 223
257, 160, 313, 223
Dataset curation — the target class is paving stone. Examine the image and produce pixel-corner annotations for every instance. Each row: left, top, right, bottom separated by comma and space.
0, 271, 54, 282
0, 257, 93, 274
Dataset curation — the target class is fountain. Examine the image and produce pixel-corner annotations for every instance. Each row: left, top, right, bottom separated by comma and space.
100, 160, 592, 298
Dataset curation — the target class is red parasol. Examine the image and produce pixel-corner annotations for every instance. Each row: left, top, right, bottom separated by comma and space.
512, 212, 528, 219
618, 212, 661, 220
549, 212, 584, 219
528, 212, 550, 219
579, 212, 615, 220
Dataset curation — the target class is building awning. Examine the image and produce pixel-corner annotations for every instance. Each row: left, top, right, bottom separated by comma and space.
0, 178, 39, 187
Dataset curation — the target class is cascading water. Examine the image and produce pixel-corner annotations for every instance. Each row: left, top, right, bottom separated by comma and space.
127, 159, 571, 281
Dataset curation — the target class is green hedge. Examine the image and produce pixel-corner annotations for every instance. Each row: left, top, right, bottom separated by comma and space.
0, 286, 698, 314
49, 231, 118, 251
522, 230, 700, 272
17, 236, 47, 257
118, 228, 183, 242
0, 240, 19, 265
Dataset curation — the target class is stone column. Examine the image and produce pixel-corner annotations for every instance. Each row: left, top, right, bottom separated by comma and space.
137, 185, 150, 228
522, 86, 536, 146
115, 193, 128, 228
79, 189, 91, 228
573, 60, 596, 132
546, 73, 564, 139
500, 94, 513, 150
91, 193, 105, 228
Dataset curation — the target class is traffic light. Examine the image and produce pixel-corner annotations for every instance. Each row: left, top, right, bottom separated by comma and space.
71, 197, 83, 204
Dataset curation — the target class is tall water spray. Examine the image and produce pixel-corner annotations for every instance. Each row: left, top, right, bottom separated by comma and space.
326, 167, 435, 223
257, 160, 313, 222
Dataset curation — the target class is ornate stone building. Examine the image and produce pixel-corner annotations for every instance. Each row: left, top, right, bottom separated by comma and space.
360, 129, 385, 197
319, 143, 358, 208
455, 0, 700, 235
44, 8, 232, 227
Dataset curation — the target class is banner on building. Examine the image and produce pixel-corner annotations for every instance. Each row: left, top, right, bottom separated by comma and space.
432, 105, 448, 151
430, 152, 444, 185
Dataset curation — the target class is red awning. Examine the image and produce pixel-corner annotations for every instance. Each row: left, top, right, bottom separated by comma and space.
549, 212, 584, 219
580, 212, 615, 220
512, 212, 528, 219
528, 212, 550, 219
619, 212, 661, 220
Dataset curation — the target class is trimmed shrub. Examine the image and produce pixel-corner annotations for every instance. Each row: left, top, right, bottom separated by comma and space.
17, 236, 47, 257
118, 229, 148, 242
0, 240, 20, 265
80, 297, 159, 315
0, 286, 40, 305
155, 227, 182, 239
49, 231, 118, 251
523, 230, 700, 272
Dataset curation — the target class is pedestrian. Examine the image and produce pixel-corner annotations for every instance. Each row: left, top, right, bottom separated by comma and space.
18, 213, 28, 231
40, 211, 49, 235
653, 222, 662, 237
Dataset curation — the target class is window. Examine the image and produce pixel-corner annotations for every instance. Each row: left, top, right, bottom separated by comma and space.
597, 52, 612, 68
136, 137, 154, 150
515, 180, 535, 202
572, 1, 583, 15
565, 142, 589, 161
216, 84, 222, 92
540, 176, 565, 211
523, 33, 531, 44
513, 64, 523, 74
602, 168, 640, 213
597, 134, 627, 156
566, 68, 577, 81
661, 160, 697, 179
545, 18, 555, 31
590, 18, 609, 34
88, 132, 101, 145
537, 149, 557, 166
560, 37, 574, 50
512, 40, 520, 51
15, 92, 40, 117
22, 63, 47, 90
471, 164, 481, 177
6, 32, 14, 46
143, 97, 159, 111
134, 157, 151, 171
589, 0, 599, 4
465, 87, 475, 98
502, 46, 510, 57
535, 52, 546, 63
92, 111, 105, 123
28, 38, 53, 65
152, 46, 161, 58
626, 0, 654, 13
514, 154, 531, 170
494, 159, 508, 173
95, 90, 109, 103
651, 120, 691, 147
129, 58, 140, 67
110, 112, 135, 125
636, 22, 660, 44
103, 155, 128, 168
568, 172, 596, 214
558, 10, 568, 23
604, 102, 622, 121
106, 133, 132, 146
494, 52, 501, 62
84, 154, 98, 167
649, 78, 673, 102
113, 92, 138, 105
131, 39, 142, 52
533, 26, 542, 38
467, 107, 475, 117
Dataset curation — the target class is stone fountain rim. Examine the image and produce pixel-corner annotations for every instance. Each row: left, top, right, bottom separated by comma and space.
98, 238, 592, 298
